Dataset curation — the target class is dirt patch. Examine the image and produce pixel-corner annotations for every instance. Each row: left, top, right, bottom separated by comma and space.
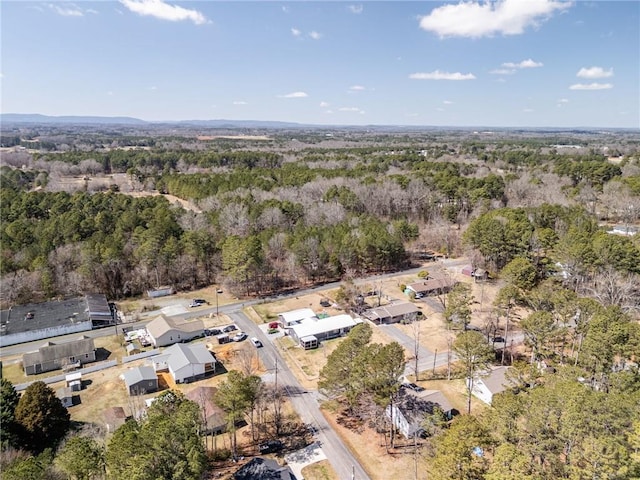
301, 460, 338, 480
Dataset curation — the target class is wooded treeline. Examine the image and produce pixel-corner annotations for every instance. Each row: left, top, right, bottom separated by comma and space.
1, 130, 639, 308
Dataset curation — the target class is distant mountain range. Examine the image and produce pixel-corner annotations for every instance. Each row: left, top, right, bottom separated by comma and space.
0, 113, 308, 129
1, 113, 636, 133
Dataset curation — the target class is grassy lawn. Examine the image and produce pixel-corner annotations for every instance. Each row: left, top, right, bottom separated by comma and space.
301, 460, 339, 480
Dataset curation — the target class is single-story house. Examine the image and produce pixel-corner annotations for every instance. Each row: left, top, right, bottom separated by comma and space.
387, 388, 454, 439
146, 314, 205, 347
151, 343, 216, 384
406, 277, 457, 297
103, 406, 128, 433
185, 386, 227, 434
22, 336, 96, 375
363, 302, 421, 325
121, 365, 158, 396
461, 266, 489, 281
287, 314, 362, 347
233, 457, 295, 480
470, 366, 514, 405
277, 308, 317, 328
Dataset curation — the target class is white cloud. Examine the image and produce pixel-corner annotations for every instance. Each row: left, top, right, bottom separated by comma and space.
577, 66, 614, 79
569, 83, 613, 90
490, 68, 516, 75
349, 85, 365, 91
150, 86, 157, 90
502, 59, 543, 69
419, 0, 571, 38
280, 91, 308, 98
319, 101, 330, 108
348, 5, 363, 14
291, 28, 301, 37
233, 101, 247, 105
443, 100, 453, 104
282, 6, 289, 14
309, 31, 322, 40
107, 91, 114, 96
48, 4, 84, 17
409, 70, 476, 81
119, 0, 207, 25
558, 98, 569, 103
338, 107, 361, 112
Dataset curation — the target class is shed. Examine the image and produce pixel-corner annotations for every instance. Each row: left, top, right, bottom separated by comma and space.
65, 371, 82, 391
56, 387, 74, 408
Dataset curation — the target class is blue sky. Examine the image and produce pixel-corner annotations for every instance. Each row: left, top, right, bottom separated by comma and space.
2, 0, 639, 128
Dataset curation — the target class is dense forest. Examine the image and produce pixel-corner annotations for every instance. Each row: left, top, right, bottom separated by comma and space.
1, 126, 639, 308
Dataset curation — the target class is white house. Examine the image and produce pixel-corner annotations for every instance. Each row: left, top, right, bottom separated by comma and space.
152, 343, 216, 384
288, 314, 361, 347
470, 366, 514, 405
387, 388, 454, 439
277, 308, 317, 327
146, 314, 205, 347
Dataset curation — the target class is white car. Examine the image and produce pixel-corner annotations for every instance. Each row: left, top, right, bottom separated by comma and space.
232, 332, 247, 342
250, 337, 263, 348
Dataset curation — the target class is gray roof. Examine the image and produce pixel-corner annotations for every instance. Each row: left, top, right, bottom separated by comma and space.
146, 314, 204, 340
164, 343, 214, 371
407, 277, 457, 294
1, 297, 91, 336
366, 302, 420, 320
121, 365, 157, 387
0, 294, 114, 336
23, 336, 95, 368
234, 458, 294, 480
479, 366, 513, 395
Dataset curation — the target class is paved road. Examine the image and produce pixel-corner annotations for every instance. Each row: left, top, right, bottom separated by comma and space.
227, 311, 371, 480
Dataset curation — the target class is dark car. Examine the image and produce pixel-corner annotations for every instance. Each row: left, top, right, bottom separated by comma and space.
319, 299, 331, 307
205, 328, 221, 337
492, 336, 505, 343
404, 382, 425, 392
223, 324, 237, 333
189, 299, 207, 307
259, 440, 284, 454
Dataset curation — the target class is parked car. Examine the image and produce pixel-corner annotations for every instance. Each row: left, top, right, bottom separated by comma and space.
404, 382, 425, 392
259, 440, 284, 454
250, 337, 263, 348
189, 299, 207, 307
268, 321, 279, 329
319, 299, 331, 307
232, 332, 247, 342
223, 325, 237, 333
492, 336, 505, 343
205, 328, 221, 336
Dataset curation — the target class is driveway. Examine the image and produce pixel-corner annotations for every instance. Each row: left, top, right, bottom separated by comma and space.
285, 442, 327, 479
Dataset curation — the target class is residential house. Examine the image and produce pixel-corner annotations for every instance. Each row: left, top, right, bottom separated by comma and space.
287, 314, 362, 348
151, 343, 216, 384
103, 406, 128, 433
121, 365, 158, 396
470, 366, 514, 405
146, 314, 205, 347
387, 388, 454, 439
185, 386, 227, 434
277, 308, 317, 328
22, 336, 96, 375
406, 277, 457, 297
363, 302, 421, 325
233, 458, 295, 480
